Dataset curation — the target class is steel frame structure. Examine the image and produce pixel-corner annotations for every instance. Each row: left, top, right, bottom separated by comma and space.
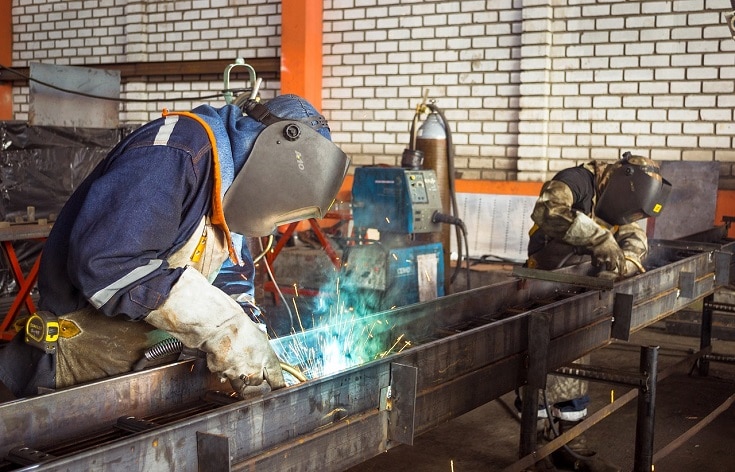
1, 225, 733, 471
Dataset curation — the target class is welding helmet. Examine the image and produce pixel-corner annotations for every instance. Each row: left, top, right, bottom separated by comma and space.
223, 95, 350, 237
595, 152, 672, 225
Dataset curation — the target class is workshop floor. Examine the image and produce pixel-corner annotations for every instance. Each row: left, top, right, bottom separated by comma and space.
343, 325, 735, 472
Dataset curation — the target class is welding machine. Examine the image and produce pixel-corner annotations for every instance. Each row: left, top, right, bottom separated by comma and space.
342, 166, 445, 311
351, 166, 443, 234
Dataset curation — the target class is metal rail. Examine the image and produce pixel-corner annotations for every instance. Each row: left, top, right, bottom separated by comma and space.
0, 230, 732, 471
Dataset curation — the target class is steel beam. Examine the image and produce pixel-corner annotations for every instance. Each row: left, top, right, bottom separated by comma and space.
0, 228, 733, 471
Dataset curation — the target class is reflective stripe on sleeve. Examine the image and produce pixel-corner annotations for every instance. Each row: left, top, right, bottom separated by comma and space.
89, 259, 164, 308
154, 115, 179, 145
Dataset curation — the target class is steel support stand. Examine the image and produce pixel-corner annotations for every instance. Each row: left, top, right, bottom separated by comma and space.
698, 293, 714, 376
633, 346, 659, 472
519, 312, 551, 460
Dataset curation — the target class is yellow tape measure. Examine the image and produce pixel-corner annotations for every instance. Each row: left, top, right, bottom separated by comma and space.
25, 311, 60, 354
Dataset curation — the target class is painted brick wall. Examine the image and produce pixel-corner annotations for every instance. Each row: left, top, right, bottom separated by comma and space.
9, 0, 735, 186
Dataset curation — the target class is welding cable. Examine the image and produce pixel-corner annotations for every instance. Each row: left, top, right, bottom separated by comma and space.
258, 236, 296, 331
432, 211, 471, 290
0, 64, 251, 103
252, 234, 274, 264
280, 362, 307, 383
625, 256, 646, 274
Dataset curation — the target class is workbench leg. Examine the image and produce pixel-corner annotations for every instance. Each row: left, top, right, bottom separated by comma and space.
519, 312, 551, 459
633, 345, 659, 472
698, 293, 714, 377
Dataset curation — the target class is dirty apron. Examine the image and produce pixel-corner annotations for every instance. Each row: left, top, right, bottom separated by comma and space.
55, 216, 230, 389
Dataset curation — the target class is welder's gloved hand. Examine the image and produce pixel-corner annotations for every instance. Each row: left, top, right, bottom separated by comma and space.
144, 267, 286, 391
562, 212, 625, 274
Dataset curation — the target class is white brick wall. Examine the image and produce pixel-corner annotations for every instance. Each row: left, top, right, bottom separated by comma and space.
10, 0, 282, 122
8, 0, 735, 185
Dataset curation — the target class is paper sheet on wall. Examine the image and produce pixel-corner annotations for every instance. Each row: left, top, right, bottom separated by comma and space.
450, 193, 538, 264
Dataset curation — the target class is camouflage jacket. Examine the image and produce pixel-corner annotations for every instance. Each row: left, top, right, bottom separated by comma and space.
527, 161, 648, 270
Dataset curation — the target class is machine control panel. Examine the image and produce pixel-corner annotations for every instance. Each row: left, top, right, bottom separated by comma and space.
352, 167, 443, 234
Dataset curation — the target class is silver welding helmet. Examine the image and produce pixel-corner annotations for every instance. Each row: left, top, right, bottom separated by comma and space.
223, 95, 350, 237
595, 152, 672, 226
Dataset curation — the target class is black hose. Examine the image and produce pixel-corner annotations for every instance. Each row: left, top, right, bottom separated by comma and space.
133, 337, 185, 371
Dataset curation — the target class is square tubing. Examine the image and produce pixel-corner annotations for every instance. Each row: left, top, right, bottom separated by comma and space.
519, 312, 551, 458
633, 345, 659, 472
698, 293, 714, 376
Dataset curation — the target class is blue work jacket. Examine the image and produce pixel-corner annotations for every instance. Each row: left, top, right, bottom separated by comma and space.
37, 105, 262, 321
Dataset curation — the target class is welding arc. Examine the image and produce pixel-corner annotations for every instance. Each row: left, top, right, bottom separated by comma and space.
280, 362, 307, 382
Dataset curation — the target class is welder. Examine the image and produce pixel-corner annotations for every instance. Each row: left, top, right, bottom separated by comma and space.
0, 94, 349, 400
523, 152, 671, 472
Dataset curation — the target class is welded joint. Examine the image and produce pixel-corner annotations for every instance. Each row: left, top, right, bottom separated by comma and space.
379, 385, 393, 411
383, 363, 418, 446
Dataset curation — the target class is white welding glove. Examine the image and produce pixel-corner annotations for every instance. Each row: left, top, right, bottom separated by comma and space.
145, 266, 285, 391
562, 213, 625, 274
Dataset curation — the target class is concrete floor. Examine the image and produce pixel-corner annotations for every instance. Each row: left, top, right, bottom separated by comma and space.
343, 326, 735, 472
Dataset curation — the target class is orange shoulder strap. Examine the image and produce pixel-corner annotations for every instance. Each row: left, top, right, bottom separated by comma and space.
161, 109, 238, 264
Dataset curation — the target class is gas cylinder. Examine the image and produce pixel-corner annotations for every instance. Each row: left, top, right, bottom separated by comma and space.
415, 111, 451, 293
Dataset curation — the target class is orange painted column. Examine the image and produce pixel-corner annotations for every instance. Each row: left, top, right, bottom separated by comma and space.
0, 0, 13, 119
280, 0, 323, 110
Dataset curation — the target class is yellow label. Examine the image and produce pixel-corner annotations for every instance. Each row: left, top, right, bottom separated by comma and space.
652, 203, 662, 213
46, 321, 60, 342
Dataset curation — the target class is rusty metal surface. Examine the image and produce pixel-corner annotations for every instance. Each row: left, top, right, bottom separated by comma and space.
0, 228, 733, 471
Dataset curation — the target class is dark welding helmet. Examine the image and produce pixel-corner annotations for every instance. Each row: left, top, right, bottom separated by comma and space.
223, 96, 350, 237
595, 152, 672, 226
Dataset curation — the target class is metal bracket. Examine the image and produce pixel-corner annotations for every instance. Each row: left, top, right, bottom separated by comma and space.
197, 431, 231, 472
678, 271, 696, 299
381, 363, 418, 445
6, 446, 55, 466
714, 250, 732, 286
611, 292, 634, 341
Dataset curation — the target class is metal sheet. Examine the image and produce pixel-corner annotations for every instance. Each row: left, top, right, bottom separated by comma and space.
649, 161, 719, 240
29, 63, 120, 129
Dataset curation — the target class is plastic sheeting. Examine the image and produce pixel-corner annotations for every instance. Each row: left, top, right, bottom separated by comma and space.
0, 122, 133, 296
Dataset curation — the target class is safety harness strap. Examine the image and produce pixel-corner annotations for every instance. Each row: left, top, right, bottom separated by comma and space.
161, 109, 239, 264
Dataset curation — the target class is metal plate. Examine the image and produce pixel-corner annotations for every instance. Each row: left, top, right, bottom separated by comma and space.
388, 363, 418, 445
29, 63, 120, 128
